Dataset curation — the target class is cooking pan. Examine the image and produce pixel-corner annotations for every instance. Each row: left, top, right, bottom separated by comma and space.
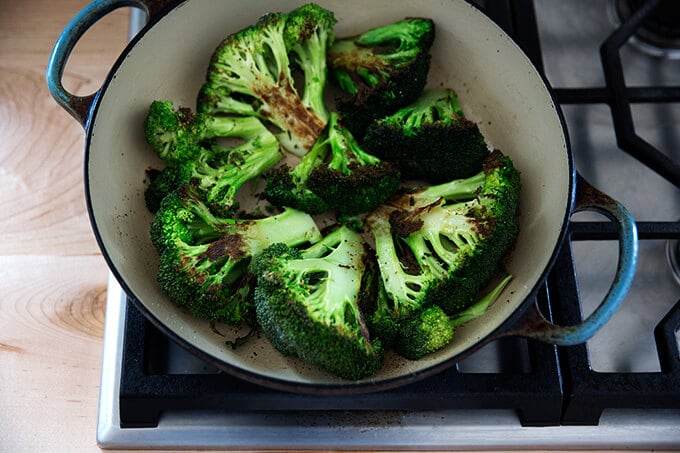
47, 0, 638, 393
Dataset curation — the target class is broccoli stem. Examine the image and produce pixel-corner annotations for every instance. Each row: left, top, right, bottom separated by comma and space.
203, 116, 272, 141
417, 171, 486, 205
208, 141, 282, 209
449, 274, 512, 327
291, 137, 330, 183
332, 69, 359, 94
370, 216, 427, 317
325, 113, 380, 174
244, 208, 322, 252
291, 32, 331, 123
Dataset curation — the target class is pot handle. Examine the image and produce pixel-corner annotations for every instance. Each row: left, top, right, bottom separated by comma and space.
46, 0, 173, 128
506, 174, 638, 345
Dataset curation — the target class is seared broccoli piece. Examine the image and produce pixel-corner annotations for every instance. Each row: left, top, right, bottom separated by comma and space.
304, 112, 400, 216
366, 150, 520, 325
285, 4, 335, 122
143, 100, 201, 164
152, 184, 322, 325
263, 138, 330, 215
364, 88, 489, 182
197, 4, 336, 156
395, 275, 512, 359
253, 226, 384, 380
143, 103, 282, 213
328, 17, 435, 137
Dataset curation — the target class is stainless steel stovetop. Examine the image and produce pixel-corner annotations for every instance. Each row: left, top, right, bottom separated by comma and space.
97, 0, 680, 449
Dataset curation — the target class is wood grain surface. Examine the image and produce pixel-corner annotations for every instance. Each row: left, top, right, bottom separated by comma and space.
0, 1, 659, 452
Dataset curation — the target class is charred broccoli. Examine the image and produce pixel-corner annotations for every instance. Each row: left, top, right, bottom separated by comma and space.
262, 136, 330, 215
197, 4, 336, 156
395, 275, 512, 359
364, 88, 489, 182
265, 112, 399, 216
253, 226, 383, 380
366, 150, 520, 332
328, 17, 435, 137
305, 112, 400, 215
143, 101, 282, 213
151, 183, 322, 326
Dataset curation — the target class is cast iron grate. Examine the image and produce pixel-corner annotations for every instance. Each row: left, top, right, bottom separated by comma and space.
487, 0, 680, 425
119, 295, 564, 428
529, 0, 680, 425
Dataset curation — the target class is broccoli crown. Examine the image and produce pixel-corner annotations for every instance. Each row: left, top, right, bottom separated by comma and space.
305, 112, 401, 216
197, 4, 336, 156
366, 150, 520, 320
253, 226, 384, 380
144, 100, 202, 164
394, 274, 513, 359
395, 305, 453, 360
152, 184, 322, 325
145, 167, 188, 214
363, 88, 489, 182
263, 138, 330, 215
143, 105, 283, 214
328, 17, 435, 136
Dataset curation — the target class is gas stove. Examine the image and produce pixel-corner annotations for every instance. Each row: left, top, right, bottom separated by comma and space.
97, 0, 680, 449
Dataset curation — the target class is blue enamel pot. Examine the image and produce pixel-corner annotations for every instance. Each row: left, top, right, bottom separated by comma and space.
47, 0, 638, 393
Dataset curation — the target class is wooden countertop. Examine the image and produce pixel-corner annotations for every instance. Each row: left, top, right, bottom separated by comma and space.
0, 1, 657, 452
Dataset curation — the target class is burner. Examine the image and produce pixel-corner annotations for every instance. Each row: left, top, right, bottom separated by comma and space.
614, 0, 680, 57
668, 238, 680, 285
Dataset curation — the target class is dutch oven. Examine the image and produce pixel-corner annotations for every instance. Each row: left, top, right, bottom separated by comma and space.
47, 0, 638, 393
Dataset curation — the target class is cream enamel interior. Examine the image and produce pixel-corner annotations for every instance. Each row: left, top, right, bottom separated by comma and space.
87, 0, 571, 388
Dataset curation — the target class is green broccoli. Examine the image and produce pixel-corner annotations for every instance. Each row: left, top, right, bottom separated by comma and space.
143, 100, 201, 164
366, 150, 520, 329
304, 112, 401, 216
143, 101, 282, 213
152, 183, 322, 326
327, 17, 435, 137
253, 226, 384, 380
395, 275, 512, 359
197, 4, 336, 156
363, 88, 489, 182
262, 137, 330, 215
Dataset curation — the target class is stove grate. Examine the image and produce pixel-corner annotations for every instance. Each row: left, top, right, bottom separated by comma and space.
119, 297, 564, 428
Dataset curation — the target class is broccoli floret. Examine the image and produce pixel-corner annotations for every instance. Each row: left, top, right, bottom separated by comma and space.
367, 277, 401, 348
152, 184, 322, 326
143, 103, 283, 214
366, 150, 520, 324
197, 4, 336, 156
395, 275, 512, 359
284, 4, 336, 123
145, 167, 185, 214
253, 226, 384, 380
303, 112, 400, 216
328, 17, 435, 137
143, 100, 202, 164
263, 137, 330, 215
364, 88, 489, 182
264, 112, 400, 216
